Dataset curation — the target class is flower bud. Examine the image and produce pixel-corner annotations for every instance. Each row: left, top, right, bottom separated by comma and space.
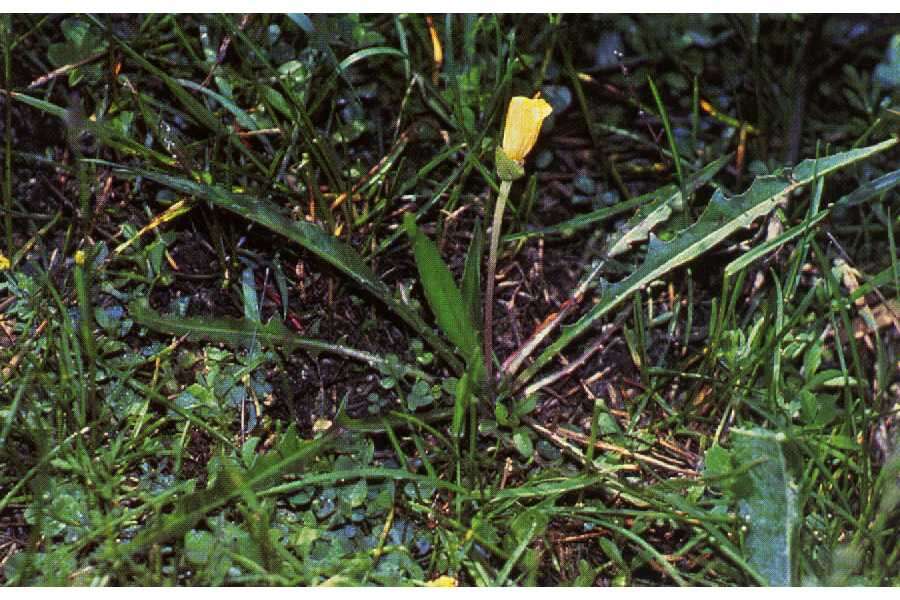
501, 96, 552, 163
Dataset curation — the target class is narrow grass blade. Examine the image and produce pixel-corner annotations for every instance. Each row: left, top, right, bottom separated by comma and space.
177, 78, 260, 130
725, 210, 829, 277
833, 167, 900, 209
494, 519, 538, 586
647, 76, 686, 200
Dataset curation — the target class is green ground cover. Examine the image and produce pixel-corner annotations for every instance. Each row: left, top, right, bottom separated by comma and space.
0, 14, 898, 586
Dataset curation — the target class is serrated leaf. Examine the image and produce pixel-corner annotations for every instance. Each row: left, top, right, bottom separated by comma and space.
515, 139, 897, 388
606, 155, 731, 257
504, 154, 728, 243
607, 190, 677, 257
731, 428, 799, 586
607, 154, 730, 257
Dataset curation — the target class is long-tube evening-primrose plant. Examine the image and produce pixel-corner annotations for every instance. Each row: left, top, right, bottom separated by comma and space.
402, 94, 552, 451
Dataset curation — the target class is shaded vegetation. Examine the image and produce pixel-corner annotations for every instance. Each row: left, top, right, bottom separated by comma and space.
1, 14, 899, 586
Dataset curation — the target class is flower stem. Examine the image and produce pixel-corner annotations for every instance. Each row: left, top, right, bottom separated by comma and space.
483, 179, 512, 396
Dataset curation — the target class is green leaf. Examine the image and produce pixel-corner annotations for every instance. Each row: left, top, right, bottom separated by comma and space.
240, 267, 260, 323
177, 78, 261, 131
492, 474, 606, 501
262, 86, 293, 119
125, 425, 334, 555
731, 428, 799, 586
185, 529, 218, 565
513, 428, 534, 458
47, 17, 107, 67
336, 46, 406, 75
522, 143, 729, 251
461, 217, 483, 328
833, 167, 900, 209
495, 508, 547, 585
515, 138, 897, 389
702, 444, 734, 480
513, 393, 537, 417
404, 213, 480, 364
100, 162, 461, 373
597, 537, 626, 569
406, 379, 434, 411
647, 76, 686, 195
452, 370, 470, 438
494, 401, 510, 426
272, 256, 290, 321
128, 297, 425, 380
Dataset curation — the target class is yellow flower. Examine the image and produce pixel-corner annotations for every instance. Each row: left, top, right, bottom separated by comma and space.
0, 251, 9, 271
425, 575, 458, 587
501, 96, 553, 163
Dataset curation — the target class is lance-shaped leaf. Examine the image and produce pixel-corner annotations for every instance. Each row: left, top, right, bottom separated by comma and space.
461, 217, 484, 328
833, 167, 900, 209
515, 138, 897, 387
404, 213, 480, 365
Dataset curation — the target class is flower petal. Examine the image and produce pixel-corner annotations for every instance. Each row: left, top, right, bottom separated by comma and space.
501, 96, 553, 162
